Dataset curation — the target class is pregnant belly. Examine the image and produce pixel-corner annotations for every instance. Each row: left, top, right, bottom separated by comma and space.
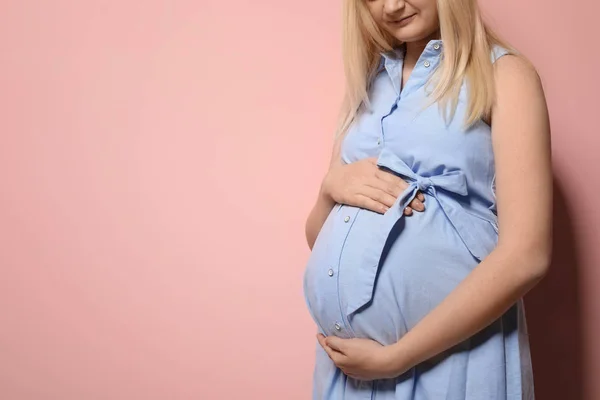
304, 200, 484, 345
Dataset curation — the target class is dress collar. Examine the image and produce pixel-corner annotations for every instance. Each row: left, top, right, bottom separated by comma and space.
377, 39, 443, 71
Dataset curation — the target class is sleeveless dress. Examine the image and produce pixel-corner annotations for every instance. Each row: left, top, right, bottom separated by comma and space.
303, 40, 534, 400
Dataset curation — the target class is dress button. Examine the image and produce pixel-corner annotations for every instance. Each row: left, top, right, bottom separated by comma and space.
377, 138, 381, 145
344, 216, 350, 223
433, 43, 440, 50
334, 323, 341, 331
424, 60, 431, 68
328, 269, 334, 277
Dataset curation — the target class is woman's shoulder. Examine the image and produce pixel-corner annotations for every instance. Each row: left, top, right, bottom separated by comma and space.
489, 48, 545, 125
490, 45, 510, 64
489, 44, 537, 74
492, 50, 540, 83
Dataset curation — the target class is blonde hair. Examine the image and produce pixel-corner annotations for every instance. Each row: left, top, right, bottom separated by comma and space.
335, 0, 517, 138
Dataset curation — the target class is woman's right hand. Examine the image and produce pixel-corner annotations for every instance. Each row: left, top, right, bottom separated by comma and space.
321, 157, 425, 216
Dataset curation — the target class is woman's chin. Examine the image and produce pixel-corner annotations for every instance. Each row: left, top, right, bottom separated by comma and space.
385, 24, 437, 45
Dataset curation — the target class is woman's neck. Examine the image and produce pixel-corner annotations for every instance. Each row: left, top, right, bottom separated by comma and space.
403, 31, 440, 67
404, 41, 428, 67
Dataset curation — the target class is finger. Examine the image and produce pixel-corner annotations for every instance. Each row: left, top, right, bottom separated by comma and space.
375, 169, 409, 195
317, 334, 327, 348
322, 343, 337, 360
317, 335, 334, 354
317, 334, 345, 361
404, 207, 413, 216
417, 192, 425, 202
323, 344, 345, 365
361, 186, 396, 208
362, 181, 400, 207
409, 198, 425, 212
325, 336, 346, 354
355, 194, 390, 215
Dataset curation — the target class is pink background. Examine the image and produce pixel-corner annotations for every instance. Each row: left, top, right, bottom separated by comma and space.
0, 1, 598, 399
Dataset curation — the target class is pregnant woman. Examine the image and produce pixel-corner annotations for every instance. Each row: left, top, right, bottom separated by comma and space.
302, 0, 552, 399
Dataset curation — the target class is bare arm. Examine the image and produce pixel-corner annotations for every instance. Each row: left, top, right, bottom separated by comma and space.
305, 133, 344, 250
388, 55, 553, 372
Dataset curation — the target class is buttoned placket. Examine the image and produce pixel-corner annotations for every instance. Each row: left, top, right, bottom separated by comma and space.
377, 41, 443, 150
322, 206, 360, 338
323, 41, 444, 338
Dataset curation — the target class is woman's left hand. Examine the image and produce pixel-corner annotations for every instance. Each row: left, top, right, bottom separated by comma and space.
316, 333, 405, 381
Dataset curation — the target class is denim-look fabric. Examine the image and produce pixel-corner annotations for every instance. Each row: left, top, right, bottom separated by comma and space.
303, 41, 534, 400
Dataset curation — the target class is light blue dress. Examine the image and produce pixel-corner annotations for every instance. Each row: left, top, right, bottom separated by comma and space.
303, 40, 534, 400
